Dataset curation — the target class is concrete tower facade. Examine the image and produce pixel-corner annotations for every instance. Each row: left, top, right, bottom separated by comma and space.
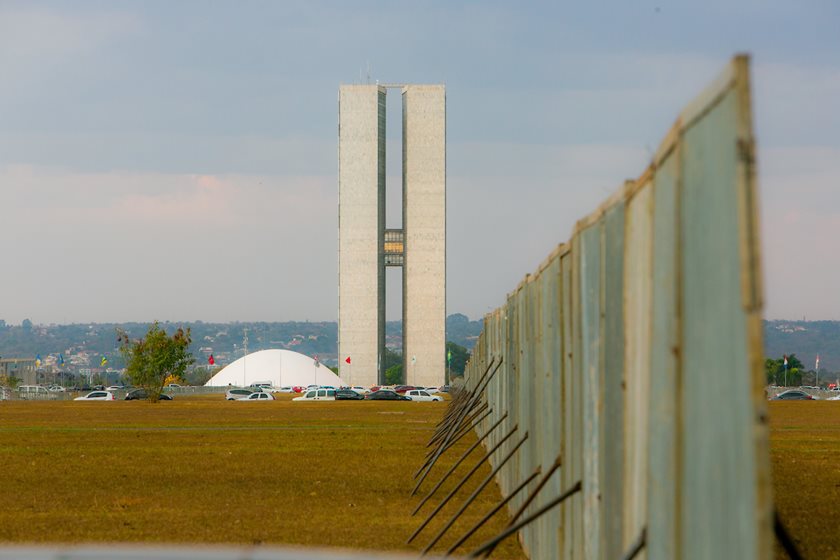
338, 84, 445, 389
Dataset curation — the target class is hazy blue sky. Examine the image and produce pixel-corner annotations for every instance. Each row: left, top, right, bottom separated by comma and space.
1, 1, 838, 324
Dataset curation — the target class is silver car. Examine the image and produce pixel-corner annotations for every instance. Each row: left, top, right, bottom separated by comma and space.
225, 388, 255, 401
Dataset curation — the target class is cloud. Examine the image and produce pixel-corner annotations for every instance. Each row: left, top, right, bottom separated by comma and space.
759, 146, 840, 320
0, 166, 337, 324
0, 6, 139, 88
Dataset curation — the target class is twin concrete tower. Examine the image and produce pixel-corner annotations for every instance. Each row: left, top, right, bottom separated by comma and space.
338, 84, 446, 388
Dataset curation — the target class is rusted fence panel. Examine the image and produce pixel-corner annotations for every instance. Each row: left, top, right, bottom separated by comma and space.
460, 55, 769, 559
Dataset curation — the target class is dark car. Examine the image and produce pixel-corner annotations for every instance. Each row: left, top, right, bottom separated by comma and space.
771, 390, 814, 401
335, 389, 364, 401
365, 390, 410, 401
125, 389, 173, 401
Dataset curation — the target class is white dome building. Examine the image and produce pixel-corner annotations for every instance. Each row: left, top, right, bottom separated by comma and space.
205, 349, 343, 388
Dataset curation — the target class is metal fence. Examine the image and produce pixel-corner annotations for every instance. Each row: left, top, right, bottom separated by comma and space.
0, 385, 230, 401
462, 55, 771, 559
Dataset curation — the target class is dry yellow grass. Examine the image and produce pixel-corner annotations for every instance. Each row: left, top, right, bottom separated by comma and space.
0, 395, 525, 558
769, 401, 840, 559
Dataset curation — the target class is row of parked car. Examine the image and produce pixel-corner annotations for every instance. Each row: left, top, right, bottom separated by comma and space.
224, 385, 444, 402
74, 388, 175, 401
770, 388, 840, 401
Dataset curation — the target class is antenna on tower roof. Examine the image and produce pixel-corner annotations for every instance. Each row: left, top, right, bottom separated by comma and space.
366, 60, 371, 84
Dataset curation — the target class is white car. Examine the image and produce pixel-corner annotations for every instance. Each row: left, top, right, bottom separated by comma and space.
419, 386, 440, 395
293, 389, 336, 402
226, 388, 255, 401
106, 385, 125, 391
350, 386, 370, 395
405, 390, 443, 402
238, 392, 275, 401
74, 391, 115, 401
274, 386, 295, 393
828, 394, 840, 401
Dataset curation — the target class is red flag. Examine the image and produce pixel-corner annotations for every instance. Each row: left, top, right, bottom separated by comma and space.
345, 356, 351, 364
208, 354, 215, 365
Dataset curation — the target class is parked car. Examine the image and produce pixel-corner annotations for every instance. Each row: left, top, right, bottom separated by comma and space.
405, 389, 444, 402
771, 390, 815, 401
74, 391, 115, 401
106, 385, 125, 391
420, 387, 440, 395
393, 385, 416, 394
365, 390, 410, 401
47, 385, 66, 392
274, 386, 296, 393
349, 386, 370, 395
828, 393, 840, 401
167, 383, 182, 388
125, 389, 173, 401
239, 392, 275, 401
335, 389, 365, 400
293, 389, 336, 401
226, 388, 255, 401
18, 385, 50, 395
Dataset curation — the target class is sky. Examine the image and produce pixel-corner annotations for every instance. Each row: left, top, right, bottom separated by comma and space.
1, 0, 838, 325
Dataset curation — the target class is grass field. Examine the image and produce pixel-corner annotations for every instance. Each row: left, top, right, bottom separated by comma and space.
769, 401, 840, 559
0, 394, 525, 558
1, 396, 834, 558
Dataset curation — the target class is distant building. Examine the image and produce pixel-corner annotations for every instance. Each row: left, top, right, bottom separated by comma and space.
0, 358, 37, 385
338, 83, 446, 388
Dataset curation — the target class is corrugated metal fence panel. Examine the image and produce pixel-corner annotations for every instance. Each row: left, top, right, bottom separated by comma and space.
679, 60, 767, 560
623, 180, 654, 554
647, 139, 681, 560
539, 255, 563, 560
601, 199, 626, 560
560, 250, 579, 560
578, 223, 603, 560
461, 55, 768, 560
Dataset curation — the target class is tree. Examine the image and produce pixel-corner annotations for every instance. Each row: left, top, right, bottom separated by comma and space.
765, 354, 804, 386
0, 374, 20, 389
445, 341, 470, 377
117, 323, 195, 402
385, 363, 403, 385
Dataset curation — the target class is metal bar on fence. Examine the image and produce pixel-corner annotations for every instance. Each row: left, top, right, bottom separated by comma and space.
426, 402, 490, 459
411, 359, 503, 495
423, 405, 492, 466
413, 412, 509, 516
422, 359, 495, 453
477, 453, 562, 559
468, 480, 582, 558
420, 433, 530, 555
619, 528, 647, 560
406, 424, 519, 544
774, 511, 803, 560
505, 454, 562, 529
445, 466, 542, 556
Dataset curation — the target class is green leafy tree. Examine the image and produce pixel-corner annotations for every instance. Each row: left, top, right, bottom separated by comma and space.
445, 341, 470, 377
383, 347, 404, 385
0, 374, 20, 389
118, 323, 195, 402
765, 354, 804, 386
385, 363, 403, 385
